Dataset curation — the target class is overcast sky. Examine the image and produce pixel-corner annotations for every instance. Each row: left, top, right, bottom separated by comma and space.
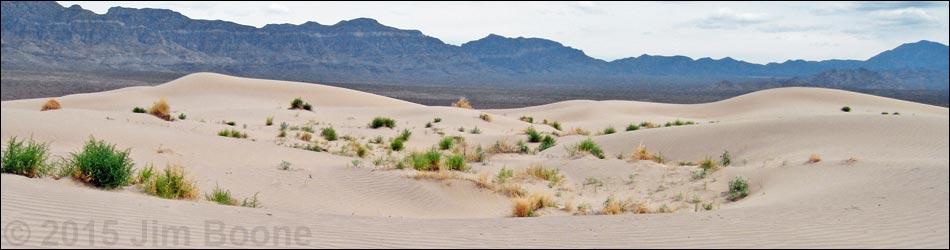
58, 1, 950, 64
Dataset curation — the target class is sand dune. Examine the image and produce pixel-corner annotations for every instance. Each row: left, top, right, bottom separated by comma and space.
2, 73, 947, 248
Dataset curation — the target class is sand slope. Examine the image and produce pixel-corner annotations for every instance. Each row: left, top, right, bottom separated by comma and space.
2, 73, 947, 248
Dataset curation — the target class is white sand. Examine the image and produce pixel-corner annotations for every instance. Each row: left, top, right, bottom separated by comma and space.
2, 73, 947, 248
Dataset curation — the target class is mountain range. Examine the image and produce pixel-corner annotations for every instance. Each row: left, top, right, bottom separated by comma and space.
2, 1, 948, 96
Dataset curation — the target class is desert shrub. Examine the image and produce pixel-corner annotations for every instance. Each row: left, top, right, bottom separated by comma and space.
639, 122, 657, 129
277, 161, 293, 171
424, 150, 442, 170
433, 118, 442, 123
550, 121, 562, 131
488, 141, 519, 154
70, 138, 134, 189
496, 167, 515, 184
303, 103, 313, 111
479, 114, 493, 122
299, 133, 312, 142
576, 139, 605, 159
699, 157, 719, 171
391, 139, 405, 151
600, 198, 630, 215
266, 117, 274, 126
808, 154, 822, 164
518, 141, 530, 154
881, 112, 889, 115
206, 186, 237, 206
370, 136, 384, 144
451, 97, 473, 109
603, 126, 617, 135
893, 112, 901, 115
354, 143, 368, 158
397, 129, 412, 141
1, 137, 50, 178
525, 165, 561, 184
41, 99, 61, 111
241, 193, 262, 208
652, 153, 667, 164
538, 135, 557, 152
218, 129, 247, 139
841, 106, 851, 112
512, 194, 555, 218
178, 113, 187, 120
279, 122, 289, 131
526, 127, 542, 143
300, 126, 315, 133
290, 98, 312, 111
445, 155, 467, 171
439, 137, 454, 150
225, 121, 237, 126
425, 122, 433, 128
470, 127, 482, 135
321, 127, 338, 141
148, 98, 171, 121
720, 151, 732, 167
141, 165, 198, 200
728, 177, 750, 201
626, 124, 640, 131
134, 165, 155, 185
132, 107, 146, 113
520, 116, 534, 123
632, 144, 654, 161
692, 169, 707, 180
370, 117, 397, 129
410, 151, 438, 171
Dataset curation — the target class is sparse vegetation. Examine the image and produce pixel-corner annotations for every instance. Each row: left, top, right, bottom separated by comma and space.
398, 129, 412, 141
410, 149, 443, 171
370, 136, 385, 144
148, 98, 172, 121
495, 167, 515, 184
69, 138, 134, 189
632, 144, 654, 161
602, 126, 616, 135
178, 113, 187, 120
728, 177, 750, 201
525, 165, 562, 184
225, 121, 237, 126
538, 135, 557, 152
520, 116, 534, 123
626, 124, 640, 131
321, 127, 338, 141
1, 137, 50, 178
451, 97, 473, 109
512, 194, 555, 217
299, 133, 312, 142
699, 157, 719, 171
692, 169, 707, 180
808, 154, 822, 164
526, 127, 542, 143
217, 129, 248, 139
132, 107, 146, 114
277, 161, 292, 171
41, 99, 61, 111
240, 193, 262, 208
439, 137, 455, 150
720, 151, 732, 167
550, 121, 562, 131
566, 139, 605, 159
140, 165, 198, 200
390, 139, 405, 151
479, 113, 493, 122
290, 98, 313, 111
470, 127, 482, 134
445, 155, 467, 171
370, 117, 397, 129
841, 106, 852, 112
266, 117, 274, 126
206, 186, 238, 206
600, 198, 631, 215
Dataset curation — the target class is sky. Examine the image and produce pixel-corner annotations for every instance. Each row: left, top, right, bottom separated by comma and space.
58, 1, 950, 64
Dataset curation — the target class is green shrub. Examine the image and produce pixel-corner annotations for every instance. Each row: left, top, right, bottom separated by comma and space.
178, 113, 187, 120
445, 155, 467, 171
218, 129, 248, 139
411, 154, 433, 171
370, 117, 397, 129
132, 107, 146, 113
225, 121, 236, 126
141, 165, 197, 200
134, 165, 155, 185
496, 167, 515, 184
70, 138, 134, 189
550, 121, 562, 131
526, 127, 542, 143
423, 150, 442, 170
577, 139, 605, 159
266, 117, 274, 126
206, 186, 237, 206
700, 157, 719, 171
626, 124, 640, 131
303, 103, 313, 111
1, 137, 50, 178
603, 126, 616, 135
729, 177, 750, 201
439, 137, 454, 150
841, 106, 851, 112
321, 127, 338, 141
391, 139, 405, 151
720, 151, 732, 167
398, 129, 412, 141
433, 118, 442, 123
520, 116, 534, 123
425, 122, 433, 128
291, 98, 305, 109
518, 141, 530, 154
538, 135, 557, 152
300, 126, 315, 133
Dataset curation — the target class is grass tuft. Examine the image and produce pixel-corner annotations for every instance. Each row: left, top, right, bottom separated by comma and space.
1, 137, 50, 178
141, 164, 198, 200
370, 117, 397, 129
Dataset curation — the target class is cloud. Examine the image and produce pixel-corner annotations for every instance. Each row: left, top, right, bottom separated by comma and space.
695, 8, 771, 29
266, 3, 291, 14
813, 1, 947, 15
571, 1, 605, 15
873, 8, 939, 26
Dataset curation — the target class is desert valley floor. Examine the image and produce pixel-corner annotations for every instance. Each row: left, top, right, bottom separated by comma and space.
1, 73, 948, 248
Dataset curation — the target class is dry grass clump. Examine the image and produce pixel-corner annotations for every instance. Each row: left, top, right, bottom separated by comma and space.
140, 164, 199, 200
452, 97, 473, 109
148, 98, 172, 121
512, 193, 556, 217
413, 170, 459, 181
479, 114, 493, 122
524, 165, 562, 184
41, 99, 61, 111
600, 198, 631, 215
632, 144, 654, 161
808, 154, 822, 164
